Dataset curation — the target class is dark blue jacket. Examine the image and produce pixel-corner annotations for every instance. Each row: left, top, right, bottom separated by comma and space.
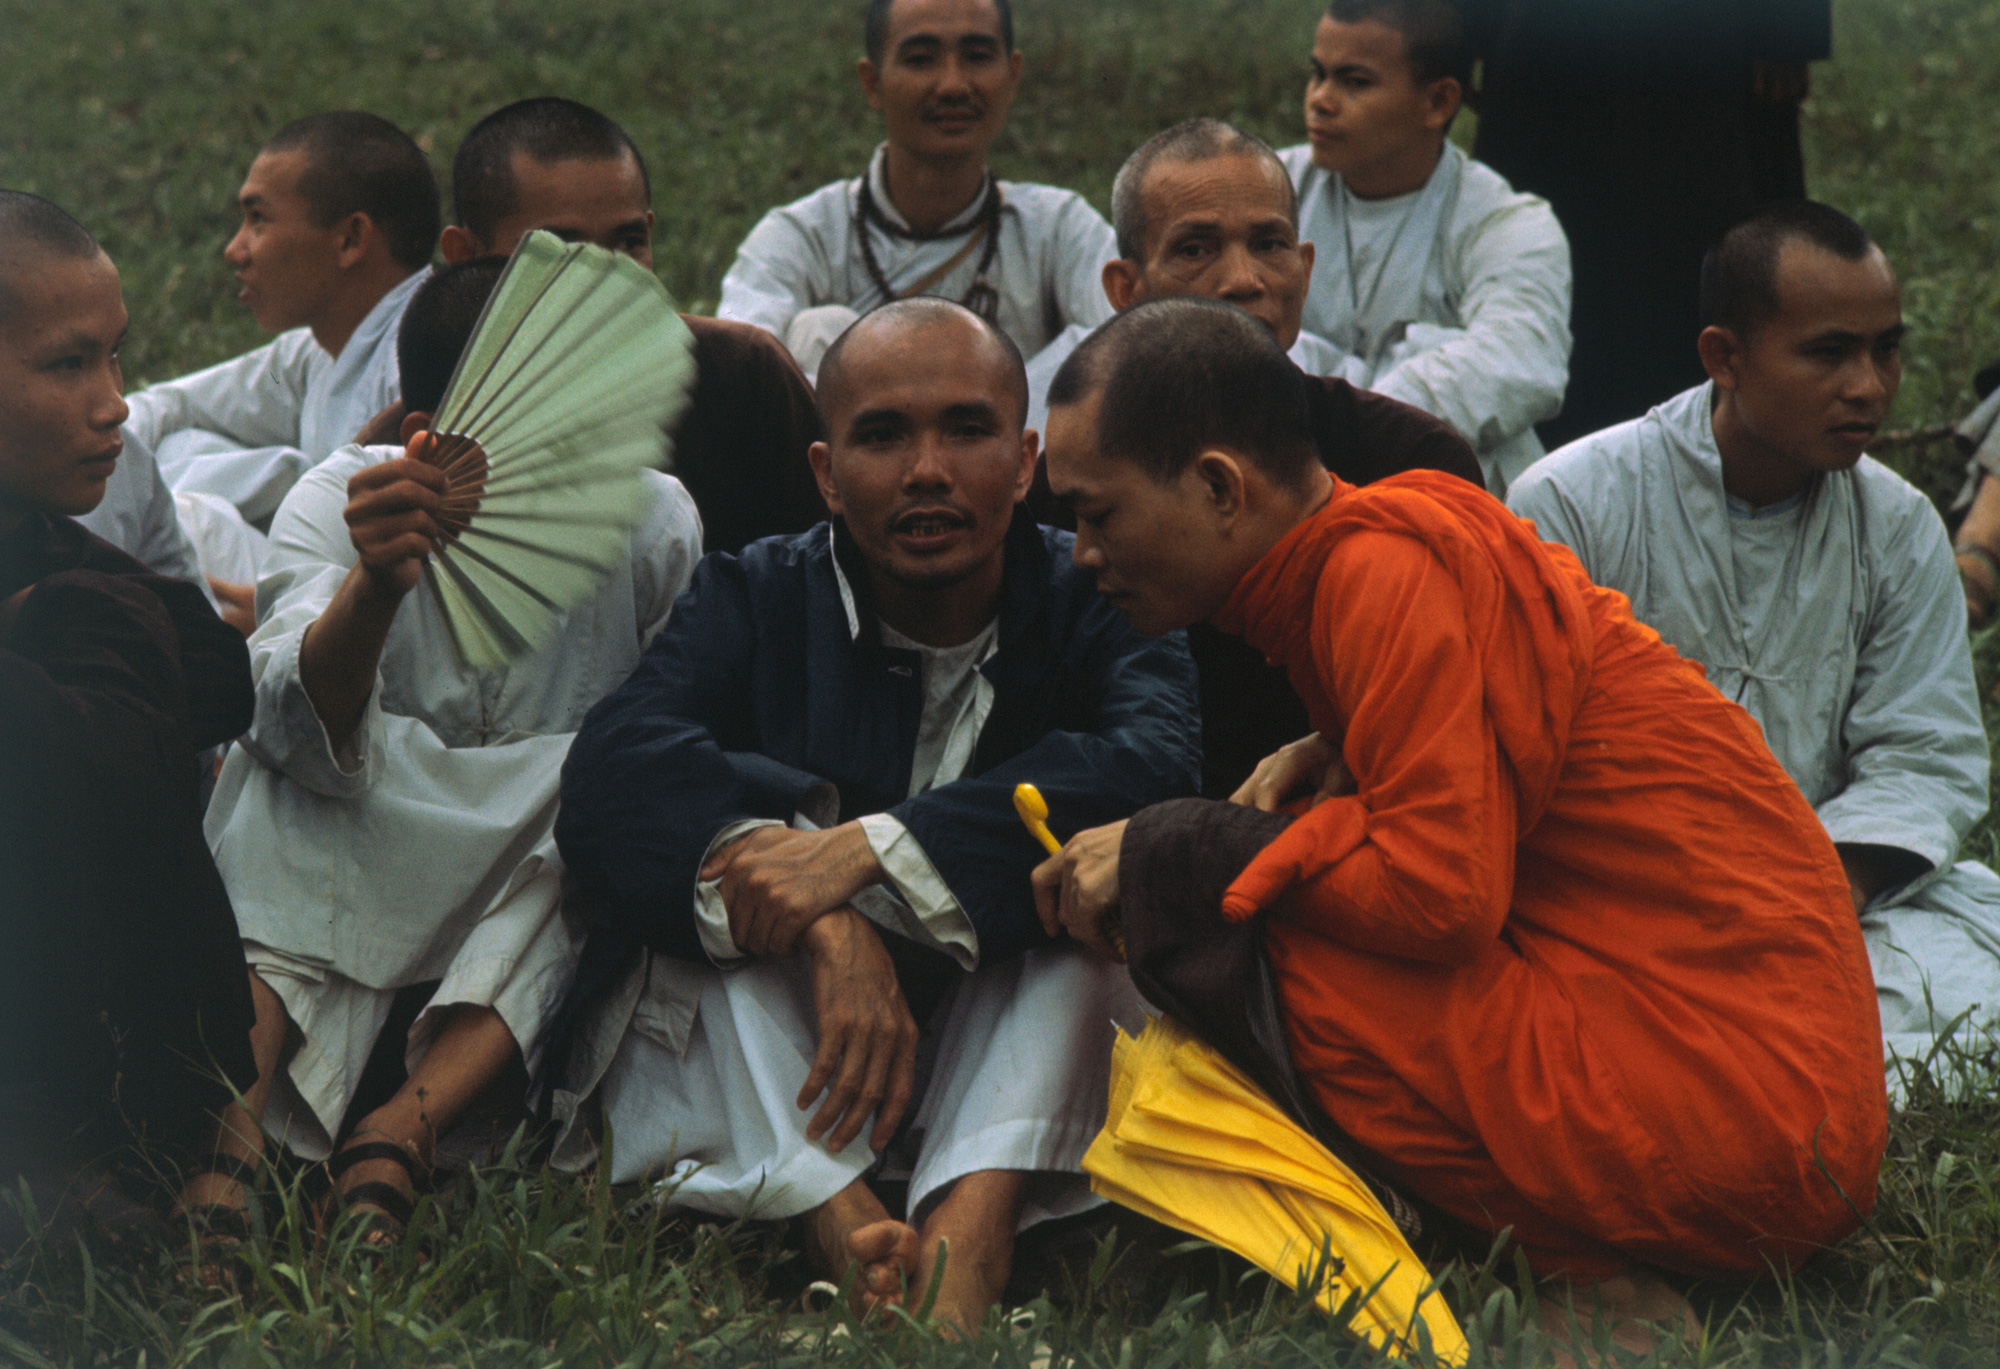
555, 512, 1200, 973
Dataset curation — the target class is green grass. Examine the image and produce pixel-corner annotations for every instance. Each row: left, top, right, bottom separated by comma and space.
6, 0, 2000, 1362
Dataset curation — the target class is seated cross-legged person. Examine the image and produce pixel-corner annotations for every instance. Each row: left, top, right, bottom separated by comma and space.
1510, 202, 2000, 1084
198, 259, 703, 1240
1020, 118, 1485, 794
1283, 0, 1571, 495
553, 299, 1198, 1334
439, 97, 826, 554
1035, 297, 1886, 1349
0, 192, 256, 1245
717, 0, 1115, 382
124, 112, 439, 532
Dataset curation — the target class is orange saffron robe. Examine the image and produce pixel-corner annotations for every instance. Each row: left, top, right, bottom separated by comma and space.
1211, 473, 1887, 1278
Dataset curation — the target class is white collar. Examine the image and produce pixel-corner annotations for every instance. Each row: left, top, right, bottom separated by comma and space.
863, 144, 992, 236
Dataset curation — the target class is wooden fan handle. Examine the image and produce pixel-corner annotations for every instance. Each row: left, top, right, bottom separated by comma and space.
407, 428, 488, 541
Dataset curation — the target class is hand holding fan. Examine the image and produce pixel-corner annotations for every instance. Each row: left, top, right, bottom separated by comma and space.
412, 229, 695, 669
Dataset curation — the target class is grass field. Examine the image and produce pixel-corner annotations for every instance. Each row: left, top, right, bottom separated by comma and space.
6, 0, 2000, 1363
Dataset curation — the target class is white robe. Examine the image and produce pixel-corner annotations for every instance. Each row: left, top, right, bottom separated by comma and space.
125, 271, 426, 527
717, 144, 1116, 374
556, 550, 1146, 1228
204, 442, 702, 1155
1282, 142, 1572, 495
1509, 383, 2000, 1085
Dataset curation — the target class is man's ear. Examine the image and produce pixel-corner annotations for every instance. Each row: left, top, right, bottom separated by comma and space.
438, 225, 484, 265
334, 212, 377, 270
399, 409, 433, 445
1102, 258, 1143, 313
807, 440, 844, 514
1013, 426, 1040, 502
1297, 238, 1316, 278
858, 57, 884, 112
1421, 76, 1463, 136
1193, 448, 1248, 521
1697, 325, 1744, 392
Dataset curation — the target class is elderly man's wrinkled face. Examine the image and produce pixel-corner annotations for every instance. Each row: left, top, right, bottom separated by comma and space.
0, 250, 130, 531
1110, 153, 1313, 350
861, 0, 1021, 163
810, 312, 1034, 594
1710, 241, 1904, 483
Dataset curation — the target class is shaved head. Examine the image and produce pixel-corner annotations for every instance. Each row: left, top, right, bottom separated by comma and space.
0, 191, 103, 324
816, 296, 1028, 433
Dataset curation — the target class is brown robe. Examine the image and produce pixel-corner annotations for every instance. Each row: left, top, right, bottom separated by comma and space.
674, 317, 827, 554
0, 513, 256, 1166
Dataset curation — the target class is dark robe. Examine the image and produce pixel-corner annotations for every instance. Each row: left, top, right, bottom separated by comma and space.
1190, 376, 1483, 797
1467, 0, 1833, 445
674, 316, 828, 554
0, 513, 256, 1166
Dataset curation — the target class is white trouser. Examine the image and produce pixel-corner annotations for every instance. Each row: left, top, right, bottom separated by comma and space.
596, 943, 1146, 1231
1866, 857, 2000, 1097
244, 857, 578, 1162
782, 306, 863, 384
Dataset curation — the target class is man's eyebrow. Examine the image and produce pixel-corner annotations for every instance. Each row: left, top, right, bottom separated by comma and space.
940, 400, 1002, 424
1330, 60, 1380, 79
613, 216, 649, 235
1799, 328, 1876, 349
238, 191, 268, 208
845, 405, 911, 435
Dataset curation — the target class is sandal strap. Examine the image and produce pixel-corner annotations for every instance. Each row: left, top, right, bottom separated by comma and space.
336, 1180, 414, 1229
327, 1139, 424, 1182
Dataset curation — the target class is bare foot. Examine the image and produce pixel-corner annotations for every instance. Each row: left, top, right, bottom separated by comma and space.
802, 1178, 896, 1293
850, 1217, 925, 1311
1537, 1269, 1700, 1367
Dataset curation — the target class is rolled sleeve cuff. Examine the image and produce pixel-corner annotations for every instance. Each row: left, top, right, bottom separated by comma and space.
855, 813, 979, 970
693, 818, 787, 964
249, 626, 383, 796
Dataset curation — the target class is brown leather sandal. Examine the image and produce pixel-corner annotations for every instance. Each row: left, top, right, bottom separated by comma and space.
323, 1139, 424, 1247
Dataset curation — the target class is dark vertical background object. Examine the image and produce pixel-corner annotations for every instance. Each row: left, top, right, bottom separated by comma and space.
1466, 0, 1833, 447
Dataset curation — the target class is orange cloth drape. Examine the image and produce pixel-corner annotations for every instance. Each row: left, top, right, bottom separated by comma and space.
1211, 472, 1887, 1279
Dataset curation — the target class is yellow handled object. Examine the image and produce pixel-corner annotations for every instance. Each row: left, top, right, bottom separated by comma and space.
1014, 782, 1063, 856
1015, 783, 1126, 958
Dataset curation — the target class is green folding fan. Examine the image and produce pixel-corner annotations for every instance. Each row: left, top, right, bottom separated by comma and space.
414, 229, 695, 669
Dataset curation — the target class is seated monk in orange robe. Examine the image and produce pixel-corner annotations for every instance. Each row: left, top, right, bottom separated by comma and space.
1031, 297, 1887, 1333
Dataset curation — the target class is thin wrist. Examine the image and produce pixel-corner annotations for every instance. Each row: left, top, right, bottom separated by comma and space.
837, 820, 887, 886
801, 905, 866, 955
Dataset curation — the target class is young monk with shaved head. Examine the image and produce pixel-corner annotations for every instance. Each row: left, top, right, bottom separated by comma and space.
436, 97, 826, 554
1035, 296, 1886, 1355
0, 191, 255, 1248
1024, 117, 1486, 795
554, 298, 1197, 1334
125, 112, 440, 529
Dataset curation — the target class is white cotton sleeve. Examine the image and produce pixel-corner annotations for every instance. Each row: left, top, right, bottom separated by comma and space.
1049, 194, 1118, 333
124, 330, 319, 451
693, 819, 790, 963
233, 446, 392, 796
716, 202, 833, 341
1367, 196, 1572, 454
855, 813, 979, 970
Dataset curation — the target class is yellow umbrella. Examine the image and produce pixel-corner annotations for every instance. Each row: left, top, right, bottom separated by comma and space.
1084, 1015, 1467, 1364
